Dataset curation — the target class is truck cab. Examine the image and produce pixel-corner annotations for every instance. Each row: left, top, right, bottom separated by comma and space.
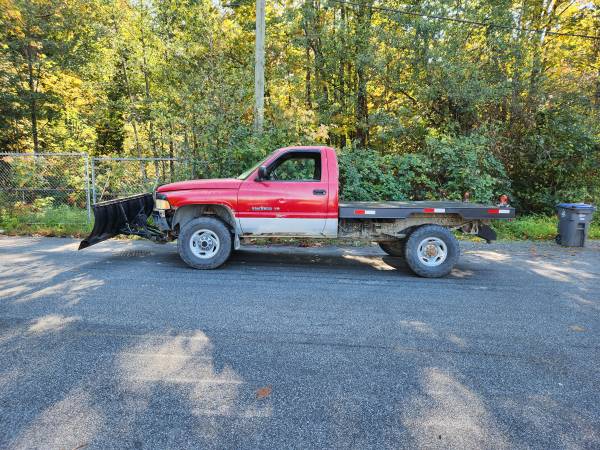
154, 146, 339, 239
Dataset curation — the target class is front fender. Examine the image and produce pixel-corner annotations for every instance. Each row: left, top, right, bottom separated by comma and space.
172, 204, 239, 234
160, 189, 239, 234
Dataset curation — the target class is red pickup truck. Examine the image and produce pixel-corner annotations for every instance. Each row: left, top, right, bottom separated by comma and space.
80, 146, 515, 277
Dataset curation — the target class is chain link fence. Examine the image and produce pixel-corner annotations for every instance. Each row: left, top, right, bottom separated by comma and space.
0, 152, 206, 230
90, 157, 197, 203
0, 152, 91, 228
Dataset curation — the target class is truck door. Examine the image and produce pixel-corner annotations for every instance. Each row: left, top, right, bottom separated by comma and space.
237, 149, 329, 236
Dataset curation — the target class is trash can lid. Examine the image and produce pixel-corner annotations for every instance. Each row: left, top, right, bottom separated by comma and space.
556, 203, 596, 211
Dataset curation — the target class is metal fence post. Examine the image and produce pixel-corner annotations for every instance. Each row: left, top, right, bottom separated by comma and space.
84, 153, 92, 222
91, 157, 97, 204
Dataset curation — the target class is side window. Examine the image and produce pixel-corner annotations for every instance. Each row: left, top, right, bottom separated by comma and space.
268, 152, 321, 181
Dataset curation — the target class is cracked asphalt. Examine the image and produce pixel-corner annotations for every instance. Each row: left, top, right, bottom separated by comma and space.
0, 236, 599, 449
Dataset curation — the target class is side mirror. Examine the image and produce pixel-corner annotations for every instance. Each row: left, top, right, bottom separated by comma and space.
257, 165, 268, 181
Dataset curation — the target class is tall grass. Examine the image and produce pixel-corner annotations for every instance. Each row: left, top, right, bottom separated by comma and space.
492, 215, 600, 240
0, 205, 91, 236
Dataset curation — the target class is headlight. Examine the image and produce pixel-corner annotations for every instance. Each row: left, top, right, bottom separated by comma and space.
155, 198, 171, 210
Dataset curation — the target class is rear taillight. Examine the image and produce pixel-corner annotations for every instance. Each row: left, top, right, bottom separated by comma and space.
423, 208, 445, 213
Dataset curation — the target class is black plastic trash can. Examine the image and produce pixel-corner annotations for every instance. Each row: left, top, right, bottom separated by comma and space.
555, 203, 596, 247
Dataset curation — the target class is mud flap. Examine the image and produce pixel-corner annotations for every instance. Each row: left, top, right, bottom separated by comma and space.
477, 224, 497, 243
79, 193, 165, 250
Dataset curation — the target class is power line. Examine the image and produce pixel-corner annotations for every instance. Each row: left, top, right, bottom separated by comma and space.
328, 0, 600, 40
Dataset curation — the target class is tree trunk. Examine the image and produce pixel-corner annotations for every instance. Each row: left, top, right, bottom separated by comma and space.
168, 123, 175, 179
337, 4, 347, 147
594, 13, 600, 112
111, 14, 147, 183
305, 45, 312, 108
191, 127, 199, 179
26, 45, 39, 153
354, 0, 372, 148
355, 65, 368, 148
509, 0, 527, 130
314, 43, 328, 119
302, 2, 313, 108
139, 16, 159, 177
307, 1, 328, 122
527, 0, 558, 114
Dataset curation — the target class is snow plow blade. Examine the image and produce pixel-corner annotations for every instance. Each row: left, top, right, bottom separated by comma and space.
79, 193, 163, 250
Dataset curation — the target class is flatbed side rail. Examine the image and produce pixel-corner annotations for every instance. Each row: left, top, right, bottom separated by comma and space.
338, 202, 515, 220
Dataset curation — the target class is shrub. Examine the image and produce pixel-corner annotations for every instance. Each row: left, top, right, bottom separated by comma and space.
32, 196, 55, 211
338, 130, 511, 204
338, 148, 434, 201
424, 132, 511, 203
506, 108, 600, 213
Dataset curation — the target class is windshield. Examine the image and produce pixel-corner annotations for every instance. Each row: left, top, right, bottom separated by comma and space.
237, 156, 269, 180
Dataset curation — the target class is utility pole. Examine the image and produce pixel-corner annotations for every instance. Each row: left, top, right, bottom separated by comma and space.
254, 0, 265, 133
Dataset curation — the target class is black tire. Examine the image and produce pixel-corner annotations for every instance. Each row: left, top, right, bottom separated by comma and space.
378, 239, 406, 257
404, 225, 459, 278
177, 217, 232, 269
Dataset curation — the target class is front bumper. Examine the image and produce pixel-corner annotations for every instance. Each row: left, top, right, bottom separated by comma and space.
152, 209, 172, 231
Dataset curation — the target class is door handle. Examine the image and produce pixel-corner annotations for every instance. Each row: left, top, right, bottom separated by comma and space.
313, 189, 326, 196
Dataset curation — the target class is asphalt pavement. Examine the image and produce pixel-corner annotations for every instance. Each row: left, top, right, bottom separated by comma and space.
0, 236, 599, 449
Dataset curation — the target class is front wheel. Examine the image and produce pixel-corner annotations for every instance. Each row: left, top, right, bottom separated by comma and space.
404, 225, 459, 278
177, 217, 232, 269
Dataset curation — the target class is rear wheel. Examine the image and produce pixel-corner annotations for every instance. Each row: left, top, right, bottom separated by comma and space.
404, 225, 459, 278
378, 239, 406, 257
177, 217, 232, 269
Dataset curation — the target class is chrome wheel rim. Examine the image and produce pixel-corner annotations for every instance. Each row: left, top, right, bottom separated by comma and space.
417, 237, 447, 267
189, 229, 220, 259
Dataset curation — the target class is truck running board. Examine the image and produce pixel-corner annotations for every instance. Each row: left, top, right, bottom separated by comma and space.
79, 193, 165, 250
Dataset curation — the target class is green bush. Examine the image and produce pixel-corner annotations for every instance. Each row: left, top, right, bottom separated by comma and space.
424, 132, 511, 203
32, 196, 55, 211
338, 148, 434, 201
506, 109, 600, 213
338, 131, 511, 204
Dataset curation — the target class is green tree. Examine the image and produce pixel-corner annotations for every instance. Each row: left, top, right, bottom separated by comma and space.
0, 0, 105, 152
95, 57, 127, 155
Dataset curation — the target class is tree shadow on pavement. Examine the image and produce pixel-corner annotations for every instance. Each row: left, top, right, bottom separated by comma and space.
1, 238, 599, 448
